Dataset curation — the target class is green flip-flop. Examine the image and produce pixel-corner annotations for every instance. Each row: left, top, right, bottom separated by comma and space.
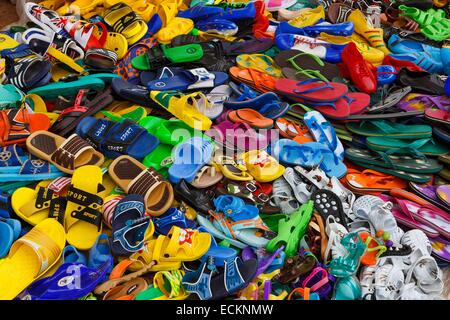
349, 160, 433, 183
345, 148, 443, 173
142, 144, 174, 178
346, 120, 432, 139
28, 73, 119, 100
131, 44, 204, 71
367, 137, 449, 156
266, 201, 313, 257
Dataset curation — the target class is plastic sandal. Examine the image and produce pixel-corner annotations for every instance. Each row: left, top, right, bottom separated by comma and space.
108, 155, 174, 216
26, 131, 104, 174
241, 150, 285, 183
103, 3, 149, 45
168, 137, 214, 184
266, 201, 314, 257
111, 195, 150, 257
76, 117, 159, 160
150, 91, 213, 131
0, 219, 66, 300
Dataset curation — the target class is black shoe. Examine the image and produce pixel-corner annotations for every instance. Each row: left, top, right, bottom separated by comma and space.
174, 179, 215, 215
391, 0, 434, 11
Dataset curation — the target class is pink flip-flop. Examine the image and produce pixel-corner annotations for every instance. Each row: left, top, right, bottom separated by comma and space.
378, 195, 440, 238
424, 109, 450, 125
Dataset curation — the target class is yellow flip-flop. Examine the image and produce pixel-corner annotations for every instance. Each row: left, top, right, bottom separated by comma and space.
236, 54, 283, 78
0, 219, 66, 300
64, 165, 105, 250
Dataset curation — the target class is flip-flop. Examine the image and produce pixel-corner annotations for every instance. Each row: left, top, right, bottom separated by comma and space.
145, 68, 228, 91
346, 120, 432, 139
26, 131, 105, 174
229, 66, 277, 93
103, 277, 148, 300
236, 54, 283, 78
304, 110, 345, 160
212, 156, 254, 181
345, 169, 407, 194
272, 139, 323, 168
0, 109, 51, 147
274, 50, 341, 82
366, 137, 449, 156
228, 109, 274, 129
436, 185, 450, 208
108, 155, 174, 216
64, 165, 105, 250
190, 166, 223, 188
275, 78, 348, 103
410, 182, 450, 212
139, 116, 196, 146
0, 219, 66, 300
345, 148, 442, 174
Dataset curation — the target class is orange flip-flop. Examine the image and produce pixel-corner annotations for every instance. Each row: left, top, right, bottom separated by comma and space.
275, 118, 314, 144
390, 188, 432, 206
0, 109, 50, 146
228, 109, 274, 129
229, 66, 276, 93
345, 169, 407, 195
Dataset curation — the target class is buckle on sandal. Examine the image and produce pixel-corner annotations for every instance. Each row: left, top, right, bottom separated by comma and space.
257, 193, 270, 203
245, 182, 257, 193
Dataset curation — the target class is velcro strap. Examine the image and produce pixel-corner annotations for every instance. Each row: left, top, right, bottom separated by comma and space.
84, 119, 115, 149
51, 134, 93, 170
103, 119, 145, 154
19, 159, 50, 175
66, 185, 103, 230
128, 168, 163, 196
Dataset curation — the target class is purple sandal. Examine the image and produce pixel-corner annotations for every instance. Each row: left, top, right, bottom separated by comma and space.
242, 245, 285, 277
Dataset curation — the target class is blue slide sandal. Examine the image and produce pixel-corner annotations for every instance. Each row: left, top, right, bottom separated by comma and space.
16, 259, 112, 300
0, 218, 21, 258
168, 137, 214, 183
146, 68, 228, 91
76, 117, 159, 160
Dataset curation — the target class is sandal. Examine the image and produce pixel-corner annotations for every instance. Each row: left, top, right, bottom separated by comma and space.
266, 201, 314, 257
26, 131, 104, 174
108, 155, 174, 216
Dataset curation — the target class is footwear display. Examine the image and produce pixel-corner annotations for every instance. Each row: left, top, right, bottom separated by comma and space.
0, 0, 448, 302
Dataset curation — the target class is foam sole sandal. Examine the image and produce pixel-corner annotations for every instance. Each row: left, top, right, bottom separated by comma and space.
26, 131, 105, 174
108, 155, 174, 216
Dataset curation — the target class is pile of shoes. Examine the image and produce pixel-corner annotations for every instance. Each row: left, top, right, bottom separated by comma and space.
0, 0, 448, 301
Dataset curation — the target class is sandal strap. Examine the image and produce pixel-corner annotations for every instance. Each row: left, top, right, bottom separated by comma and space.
50, 134, 94, 170
128, 167, 163, 197
35, 186, 66, 223
66, 185, 103, 230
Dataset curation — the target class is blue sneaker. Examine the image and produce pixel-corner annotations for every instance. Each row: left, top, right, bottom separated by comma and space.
178, 5, 224, 21
275, 34, 346, 63
196, 18, 238, 36
214, 2, 256, 21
